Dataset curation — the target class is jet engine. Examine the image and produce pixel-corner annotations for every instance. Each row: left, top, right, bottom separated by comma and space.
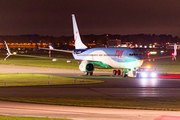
79, 61, 94, 73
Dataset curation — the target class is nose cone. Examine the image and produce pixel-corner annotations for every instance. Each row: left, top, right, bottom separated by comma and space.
134, 55, 143, 67
138, 59, 144, 67
134, 54, 143, 60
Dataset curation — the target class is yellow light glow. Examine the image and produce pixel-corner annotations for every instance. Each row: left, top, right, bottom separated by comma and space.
13, 52, 17, 55
150, 51, 157, 54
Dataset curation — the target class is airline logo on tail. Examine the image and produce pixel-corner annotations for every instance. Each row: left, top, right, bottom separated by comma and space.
74, 31, 78, 42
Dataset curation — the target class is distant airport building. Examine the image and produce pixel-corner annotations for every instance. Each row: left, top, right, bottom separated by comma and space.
0, 43, 49, 49
107, 39, 132, 47
107, 39, 121, 47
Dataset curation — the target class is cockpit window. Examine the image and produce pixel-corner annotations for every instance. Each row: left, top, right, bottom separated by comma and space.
129, 53, 133, 56
129, 53, 141, 56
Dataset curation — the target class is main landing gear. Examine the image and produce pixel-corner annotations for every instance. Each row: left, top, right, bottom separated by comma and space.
113, 69, 127, 77
113, 69, 121, 75
85, 72, 93, 76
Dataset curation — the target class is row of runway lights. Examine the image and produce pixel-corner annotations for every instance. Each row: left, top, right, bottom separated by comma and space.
4, 79, 84, 86
4, 73, 84, 86
6, 73, 84, 98
13, 79, 82, 98
15, 73, 84, 84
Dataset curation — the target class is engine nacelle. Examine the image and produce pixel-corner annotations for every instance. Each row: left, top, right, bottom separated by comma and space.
79, 61, 94, 72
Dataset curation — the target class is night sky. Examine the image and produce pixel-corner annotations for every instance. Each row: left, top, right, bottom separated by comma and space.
0, 0, 179, 37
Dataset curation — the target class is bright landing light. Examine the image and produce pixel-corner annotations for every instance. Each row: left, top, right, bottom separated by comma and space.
141, 72, 147, 77
150, 72, 157, 78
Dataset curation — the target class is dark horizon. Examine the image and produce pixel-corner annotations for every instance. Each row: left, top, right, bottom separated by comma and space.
0, 0, 179, 37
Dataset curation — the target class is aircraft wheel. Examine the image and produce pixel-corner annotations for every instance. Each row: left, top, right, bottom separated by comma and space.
113, 70, 117, 75
90, 72, 93, 76
118, 70, 121, 75
85, 72, 89, 75
124, 74, 127, 77
122, 71, 127, 77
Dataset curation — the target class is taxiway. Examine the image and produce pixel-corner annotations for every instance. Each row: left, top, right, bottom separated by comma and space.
1, 64, 180, 120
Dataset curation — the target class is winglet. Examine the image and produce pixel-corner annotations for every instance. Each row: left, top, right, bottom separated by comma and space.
172, 43, 177, 60
174, 43, 177, 56
72, 14, 87, 49
4, 41, 12, 60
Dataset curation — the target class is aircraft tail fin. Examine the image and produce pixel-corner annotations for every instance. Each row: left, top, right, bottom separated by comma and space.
4, 41, 12, 60
72, 14, 87, 49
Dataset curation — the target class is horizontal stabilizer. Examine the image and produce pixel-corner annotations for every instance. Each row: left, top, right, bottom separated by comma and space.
40, 48, 73, 53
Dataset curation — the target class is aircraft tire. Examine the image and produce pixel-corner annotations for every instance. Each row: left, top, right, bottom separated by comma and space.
118, 70, 121, 75
122, 71, 127, 77
113, 70, 116, 75
124, 74, 127, 77
85, 72, 89, 75
90, 72, 93, 76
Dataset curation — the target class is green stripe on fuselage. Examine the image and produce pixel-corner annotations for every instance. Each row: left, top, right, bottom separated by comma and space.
91, 61, 112, 69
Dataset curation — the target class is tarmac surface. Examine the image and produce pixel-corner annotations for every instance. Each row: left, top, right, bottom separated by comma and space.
1, 64, 180, 120
1, 101, 180, 120
1, 64, 180, 97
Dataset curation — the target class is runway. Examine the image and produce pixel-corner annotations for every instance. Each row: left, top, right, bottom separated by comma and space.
0, 101, 180, 120
1, 65, 180, 97
1, 64, 180, 120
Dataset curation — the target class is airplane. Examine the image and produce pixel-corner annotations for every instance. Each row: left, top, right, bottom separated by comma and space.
40, 14, 144, 76
4, 14, 177, 77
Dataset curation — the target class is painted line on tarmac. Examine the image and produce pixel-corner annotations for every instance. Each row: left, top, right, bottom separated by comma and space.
35, 70, 53, 72
61, 75, 125, 79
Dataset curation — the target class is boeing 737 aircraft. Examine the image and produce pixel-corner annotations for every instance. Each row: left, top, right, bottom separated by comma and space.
4, 14, 176, 77
71, 15, 144, 76
41, 14, 144, 76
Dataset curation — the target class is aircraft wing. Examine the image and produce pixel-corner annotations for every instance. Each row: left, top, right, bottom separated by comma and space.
40, 48, 73, 53
12, 53, 75, 61
4, 41, 75, 61
143, 55, 173, 61
143, 44, 177, 61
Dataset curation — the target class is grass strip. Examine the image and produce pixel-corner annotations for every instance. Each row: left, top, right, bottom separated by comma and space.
0, 97, 180, 111
0, 56, 79, 69
1, 54, 180, 73
0, 56, 112, 72
0, 73, 103, 87
0, 115, 70, 120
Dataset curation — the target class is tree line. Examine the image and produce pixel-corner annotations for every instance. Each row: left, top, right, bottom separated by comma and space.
0, 34, 179, 47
